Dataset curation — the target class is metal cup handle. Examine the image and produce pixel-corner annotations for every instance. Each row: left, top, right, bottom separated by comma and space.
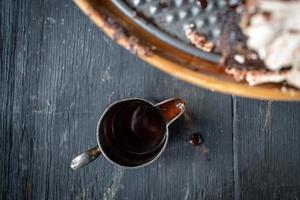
70, 146, 101, 170
155, 98, 186, 126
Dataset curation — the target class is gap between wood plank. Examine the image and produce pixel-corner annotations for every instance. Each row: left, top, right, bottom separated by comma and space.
232, 96, 240, 200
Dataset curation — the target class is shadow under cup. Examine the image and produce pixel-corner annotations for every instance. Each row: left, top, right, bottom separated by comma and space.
98, 99, 168, 167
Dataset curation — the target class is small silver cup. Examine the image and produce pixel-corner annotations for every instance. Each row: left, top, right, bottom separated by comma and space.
71, 98, 185, 169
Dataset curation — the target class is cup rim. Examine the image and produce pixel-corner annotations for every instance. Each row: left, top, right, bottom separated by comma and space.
96, 98, 170, 169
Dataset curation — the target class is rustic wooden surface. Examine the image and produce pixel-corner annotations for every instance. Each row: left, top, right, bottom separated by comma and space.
1, 1, 300, 199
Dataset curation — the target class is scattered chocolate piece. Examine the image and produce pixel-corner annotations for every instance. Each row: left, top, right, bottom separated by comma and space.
158, 0, 168, 9
185, 27, 215, 52
102, 16, 154, 57
225, 67, 293, 86
225, 67, 247, 82
131, 10, 148, 20
197, 0, 208, 9
189, 133, 202, 146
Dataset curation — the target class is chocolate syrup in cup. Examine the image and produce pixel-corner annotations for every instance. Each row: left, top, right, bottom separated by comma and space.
71, 98, 186, 169
112, 101, 166, 155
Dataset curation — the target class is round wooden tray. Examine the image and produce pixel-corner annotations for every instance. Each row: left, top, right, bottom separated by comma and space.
74, 0, 300, 101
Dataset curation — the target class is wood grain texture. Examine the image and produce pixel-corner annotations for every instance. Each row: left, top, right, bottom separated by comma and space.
1, 0, 233, 199
1, 0, 300, 200
233, 98, 300, 200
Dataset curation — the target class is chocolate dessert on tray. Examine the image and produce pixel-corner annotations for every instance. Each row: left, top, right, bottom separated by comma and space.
74, 0, 300, 100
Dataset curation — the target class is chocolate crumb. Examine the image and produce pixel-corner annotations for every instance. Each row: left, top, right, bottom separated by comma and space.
101, 16, 154, 57
127, 36, 153, 56
112, 26, 126, 41
261, 11, 272, 20
158, 0, 168, 9
189, 133, 202, 146
197, 0, 208, 9
185, 27, 215, 52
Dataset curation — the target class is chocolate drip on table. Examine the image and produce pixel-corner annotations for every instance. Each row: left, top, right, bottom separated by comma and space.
189, 133, 202, 146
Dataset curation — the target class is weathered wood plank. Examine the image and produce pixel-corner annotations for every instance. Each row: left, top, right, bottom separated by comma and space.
233, 98, 300, 200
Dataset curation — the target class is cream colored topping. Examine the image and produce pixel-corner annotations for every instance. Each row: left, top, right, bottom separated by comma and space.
242, 0, 300, 88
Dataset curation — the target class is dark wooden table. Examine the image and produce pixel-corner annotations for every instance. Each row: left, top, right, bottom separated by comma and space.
1, 1, 300, 199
